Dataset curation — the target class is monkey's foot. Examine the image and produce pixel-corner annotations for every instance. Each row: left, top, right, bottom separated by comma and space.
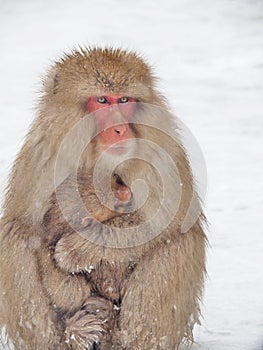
64, 297, 113, 350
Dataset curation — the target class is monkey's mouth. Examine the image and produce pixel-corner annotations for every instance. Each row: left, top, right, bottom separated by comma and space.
106, 145, 130, 155
102, 140, 131, 155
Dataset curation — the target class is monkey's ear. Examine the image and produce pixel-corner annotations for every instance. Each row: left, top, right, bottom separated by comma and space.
44, 67, 60, 95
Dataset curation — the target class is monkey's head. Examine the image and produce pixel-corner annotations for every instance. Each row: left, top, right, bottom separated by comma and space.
42, 47, 164, 157
5, 46, 200, 233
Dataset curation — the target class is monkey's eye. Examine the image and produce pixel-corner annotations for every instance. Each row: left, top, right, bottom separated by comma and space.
97, 96, 108, 104
119, 96, 129, 103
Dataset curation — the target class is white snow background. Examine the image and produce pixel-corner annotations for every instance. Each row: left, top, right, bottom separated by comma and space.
0, 0, 263, 349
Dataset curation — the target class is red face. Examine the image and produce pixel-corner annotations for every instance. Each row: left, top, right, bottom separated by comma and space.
87, 95, 137, 151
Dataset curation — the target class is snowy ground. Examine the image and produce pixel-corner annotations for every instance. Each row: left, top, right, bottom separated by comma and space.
1, 0, 263, 349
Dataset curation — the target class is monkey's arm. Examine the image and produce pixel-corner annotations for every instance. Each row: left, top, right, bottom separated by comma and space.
0, 221, 64, 349
37, 247, 91, 314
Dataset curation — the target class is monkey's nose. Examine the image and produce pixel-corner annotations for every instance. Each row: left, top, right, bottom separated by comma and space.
114, 125, 128, 136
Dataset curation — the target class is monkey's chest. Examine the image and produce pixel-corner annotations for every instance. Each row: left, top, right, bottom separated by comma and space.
87, 260, 136, 303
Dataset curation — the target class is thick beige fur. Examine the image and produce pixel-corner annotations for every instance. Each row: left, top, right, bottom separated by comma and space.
0, 47, 207, 350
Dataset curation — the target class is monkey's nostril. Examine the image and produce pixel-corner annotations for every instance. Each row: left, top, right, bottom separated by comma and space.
113, 125, 128, 136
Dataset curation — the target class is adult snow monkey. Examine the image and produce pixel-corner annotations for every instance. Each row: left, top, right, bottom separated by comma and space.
0, 47, 207, 350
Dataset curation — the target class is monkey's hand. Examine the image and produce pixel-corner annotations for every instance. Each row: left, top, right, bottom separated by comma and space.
64, 297, 113, 350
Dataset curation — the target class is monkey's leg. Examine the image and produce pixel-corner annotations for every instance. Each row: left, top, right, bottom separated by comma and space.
116, 252, 180, 350
117, 226, 206, 350
38, 249, 114, 350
